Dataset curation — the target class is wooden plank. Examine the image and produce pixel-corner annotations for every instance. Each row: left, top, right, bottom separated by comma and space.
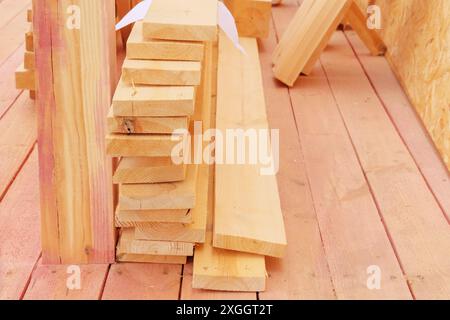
115, 208, 192, 226
15, 63, 35, 90
23, 50, 34, 69
113, 79, 196, 117
119, 164, 198, 210
27, 8, 32, 22
0, 44, 25, 118
117, 228, 194, 256
134, 163, 208, 243
143, 0, 218, 42
127, 21, 205, 61
122, 58, 202, 86
344, 1, 386, 56
0, 150, 40, 300
0, 2, 30, 64
321, 32, 450, 299
259, 8, 336, 299
113, 157, 186, 184
107, 107, 188, 134
273, 0, 350, 86
214, 34, 287, 258
288, 48, 411, 299
25, 31, 33, 51
181, 263, 257, 299
34, 0, 116, 264
102, 263, 182, 300
0, 0, 30, 30
346, 30, 450, 222
0, 92, 36, 201
23, 261, 109, 300
116, 253, 187, 264
272, 0, 314, 63
106, 133, 182, 157
223, 0, 272, 38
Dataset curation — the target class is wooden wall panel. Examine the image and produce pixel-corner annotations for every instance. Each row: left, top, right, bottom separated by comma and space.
355, 0, 450, 170
34, 0, 116, 264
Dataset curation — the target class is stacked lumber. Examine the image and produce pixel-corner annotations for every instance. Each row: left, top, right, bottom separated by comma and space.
107, 0, 218, 265
15, 9, 35, 99
272, 0, 386, 86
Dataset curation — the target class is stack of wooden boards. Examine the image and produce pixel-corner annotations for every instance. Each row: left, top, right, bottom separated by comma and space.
15, 8, 35, 99
273, 0, 386, 86
108, 0, 287, 292
107, 0, 218, 265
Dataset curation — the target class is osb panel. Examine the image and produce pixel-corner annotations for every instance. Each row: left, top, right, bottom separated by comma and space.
356, 0, 450, 169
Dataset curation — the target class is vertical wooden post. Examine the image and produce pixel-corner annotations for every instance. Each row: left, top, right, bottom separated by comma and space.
34, 0, 116, 264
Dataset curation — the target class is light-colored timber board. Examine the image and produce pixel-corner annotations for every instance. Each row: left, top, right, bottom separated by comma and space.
116, 253, 187, 265
115, 208, 192, 227
113, 157, 186, 184
117, 228, 194, 257
127, 21, 205, 61
107, 106, 188, 134
143, 0, 218, 42
106, 133, 183, 157
122, 59, 202, 86
112, 79, 196, 117
15, 63, 35, 90
213, 33, 287, 258
2, 1, 450, 299
133, 163, 208, 243
119, 164, 199, 210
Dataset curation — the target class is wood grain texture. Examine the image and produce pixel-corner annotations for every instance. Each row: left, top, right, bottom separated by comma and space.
116, 253, 187, 264
143, 0, 218, 41
134, 163, 208, 243
117, 228, 194, 256
23, 261, 109, 300
115, 208, 192, 226
127, 21, 205, 61
102, 263, 182, 300
0, 44, 25, 118
119, 165, 198, 210
223, 0, 272, 38
259, 6, 335, 299
355, 0, 450, 170
107, 107, 188, 134
106, 133, 182, 157
34, 0, 116, 264
122, 59, 202, 86
113, 157, 186, 184
346, 30, 450, 223
322, 32, 450, 299
112, 79, 196, 117
0, 150, 40, 300
214, 33, 287, 258
0, 92, 36, 201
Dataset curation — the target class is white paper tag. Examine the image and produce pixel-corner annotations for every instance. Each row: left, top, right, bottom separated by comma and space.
115, 0, 153, 31
115, 0, 246, 54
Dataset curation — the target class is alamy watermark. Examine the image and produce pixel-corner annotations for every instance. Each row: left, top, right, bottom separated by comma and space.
170, 121, 280, 176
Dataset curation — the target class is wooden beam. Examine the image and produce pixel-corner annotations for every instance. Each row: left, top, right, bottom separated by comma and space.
106, 134, 182, 157
112, 79, 196, 117
142, 0, 218, 42
34, 0, 116, 264
122, 59, 202, 86
107, 107, 188, 134
134, 162, 209, 243
24, 51, 35, 70
127, 22, 205, 61
115, 208, 192, 226
25, 31, 33, 51
119, 165, 198, 210
117, 228, 194, 256
116, 253, 187, 264
113, 157, 186, 184
15, 63, 35, 90
223, 0, 272, 38
213, 34, 287, 258
344, 1, 386, 56
273, 0, 351, 86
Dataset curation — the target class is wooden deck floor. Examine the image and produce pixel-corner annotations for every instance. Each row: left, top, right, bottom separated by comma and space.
1, 0, 449, 300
